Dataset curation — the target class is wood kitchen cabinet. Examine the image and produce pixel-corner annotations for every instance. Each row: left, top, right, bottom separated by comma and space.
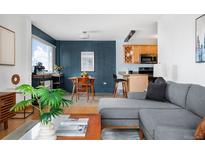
123, 45, 158, 64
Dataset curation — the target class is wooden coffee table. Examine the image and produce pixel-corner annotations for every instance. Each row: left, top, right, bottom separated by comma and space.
32, 104, 101, 140
57, 114, 101, 140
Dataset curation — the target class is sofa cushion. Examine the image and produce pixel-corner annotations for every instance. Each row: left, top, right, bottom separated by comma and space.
99, 98, 180, 119
139, 109, 201, 139
127, 92, 146, 100
155, 126, 195, 140
165, 81, 191, 108
186, 85, 205, 118
146, 82, 167, 101
101, 119, 139, 127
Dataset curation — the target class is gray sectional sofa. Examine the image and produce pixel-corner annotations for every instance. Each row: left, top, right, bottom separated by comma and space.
99, 81, 205, 140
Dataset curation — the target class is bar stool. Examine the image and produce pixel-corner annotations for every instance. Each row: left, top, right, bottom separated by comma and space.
113, 74, 128, 98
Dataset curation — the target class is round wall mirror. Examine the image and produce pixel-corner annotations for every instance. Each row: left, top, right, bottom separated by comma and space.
11, 74, 20, 85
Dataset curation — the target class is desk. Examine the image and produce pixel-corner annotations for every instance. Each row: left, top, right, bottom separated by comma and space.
32, 73, 64, 89
69, 77, 95, 101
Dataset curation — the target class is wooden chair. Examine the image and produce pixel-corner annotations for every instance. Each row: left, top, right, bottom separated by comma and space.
71, 77, 92, 102
113, 74, 128, 98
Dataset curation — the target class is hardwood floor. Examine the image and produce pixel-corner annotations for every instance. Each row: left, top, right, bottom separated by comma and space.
0, 110, 33, 139
0, 93, 113, 139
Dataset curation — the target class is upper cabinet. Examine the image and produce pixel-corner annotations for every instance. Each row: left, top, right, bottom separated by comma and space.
123, 45, 158, 64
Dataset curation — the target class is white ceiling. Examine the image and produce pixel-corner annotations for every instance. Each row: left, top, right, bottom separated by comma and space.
27, 14, 161, 41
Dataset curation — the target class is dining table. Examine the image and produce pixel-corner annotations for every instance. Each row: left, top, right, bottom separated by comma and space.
69, 76, 96, 101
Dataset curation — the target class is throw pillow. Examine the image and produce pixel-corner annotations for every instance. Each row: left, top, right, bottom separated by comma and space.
146, 82, 167, 101
154, 77, 166, 84
195, 118, 205, 140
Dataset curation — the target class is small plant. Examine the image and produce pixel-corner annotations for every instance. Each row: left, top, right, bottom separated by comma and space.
54, 65, 64, 73
10, 84, 73, 124
81, 71, 88, 77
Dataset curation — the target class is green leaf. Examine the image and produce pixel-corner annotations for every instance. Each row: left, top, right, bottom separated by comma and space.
50, 107, 63, 117
61, 98, 73, 107
16, 84, 37, 97
38, 88, 64, 108
40, 108, 63, 124
12, 84, 73, 124
40, 112, 51, 124
10, 99, 34, 112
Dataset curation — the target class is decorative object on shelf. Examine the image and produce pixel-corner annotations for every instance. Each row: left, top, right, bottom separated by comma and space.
10, 84, 73, 140
80, 71, 88, 77
54, 64, 64, 74
34, 62, 45, 74
81, 51, 94, 72
0, 25, 15, 66
11, 74, 20, 86
196, 14, 205, 63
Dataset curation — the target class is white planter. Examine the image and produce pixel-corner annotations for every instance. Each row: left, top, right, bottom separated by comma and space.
37, 122, 56, 140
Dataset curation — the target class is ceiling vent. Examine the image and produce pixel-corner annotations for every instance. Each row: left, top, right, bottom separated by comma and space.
80, 31, 90, 39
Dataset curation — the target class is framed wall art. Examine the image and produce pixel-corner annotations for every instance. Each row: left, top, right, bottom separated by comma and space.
0, 25, 15, 65
196, 14, 205, 63
81, 51, 94, 72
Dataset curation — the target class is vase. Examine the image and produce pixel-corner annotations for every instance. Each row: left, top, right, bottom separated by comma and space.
37, 122, 56, 140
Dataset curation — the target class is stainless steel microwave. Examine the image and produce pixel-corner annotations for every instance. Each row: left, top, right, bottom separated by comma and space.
140, 54, 157, 64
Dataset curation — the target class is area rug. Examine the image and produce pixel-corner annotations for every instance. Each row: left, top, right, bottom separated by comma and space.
102, 128, 140, 140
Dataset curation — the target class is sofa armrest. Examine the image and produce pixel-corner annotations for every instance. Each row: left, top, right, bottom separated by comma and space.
154, 125, 195, 140
127, 92, 147, 100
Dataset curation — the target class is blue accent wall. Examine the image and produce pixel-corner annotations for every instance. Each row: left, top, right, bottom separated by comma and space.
58, 41, 116, 93
32, 25, 57, 46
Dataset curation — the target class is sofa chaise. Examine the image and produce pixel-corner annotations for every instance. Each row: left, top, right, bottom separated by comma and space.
98, 81, 205, 139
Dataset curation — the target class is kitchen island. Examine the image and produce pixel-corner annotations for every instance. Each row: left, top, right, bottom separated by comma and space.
119, 72, 148, 92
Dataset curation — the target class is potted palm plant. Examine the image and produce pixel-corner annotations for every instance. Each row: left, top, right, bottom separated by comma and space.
10, 84, 73, 139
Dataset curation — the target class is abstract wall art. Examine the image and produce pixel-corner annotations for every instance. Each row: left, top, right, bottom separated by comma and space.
0, 25, 15, 65
196, 14, 205, 63
81, 51, 94, 72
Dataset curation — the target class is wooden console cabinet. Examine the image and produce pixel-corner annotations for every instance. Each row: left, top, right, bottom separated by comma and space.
0, 92, 16, 129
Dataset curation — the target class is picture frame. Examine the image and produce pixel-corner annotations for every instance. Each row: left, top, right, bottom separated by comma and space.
0, 25, 15, 65
195, 14, 205, 63
81, 51, 94, 72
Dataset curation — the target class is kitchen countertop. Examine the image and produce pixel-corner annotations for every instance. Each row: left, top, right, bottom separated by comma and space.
118, 72, 149, 76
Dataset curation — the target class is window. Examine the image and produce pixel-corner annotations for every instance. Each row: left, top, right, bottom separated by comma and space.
32, 36, 55, 72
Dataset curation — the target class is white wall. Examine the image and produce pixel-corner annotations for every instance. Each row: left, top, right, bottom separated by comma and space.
157, 14, 205, 86
0, 15, 32, 90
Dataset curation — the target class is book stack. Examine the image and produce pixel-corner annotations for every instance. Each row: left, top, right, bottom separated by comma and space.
55, 116, 89, 137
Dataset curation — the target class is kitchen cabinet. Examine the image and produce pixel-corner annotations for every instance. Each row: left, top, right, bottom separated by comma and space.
123, 45, 158, 64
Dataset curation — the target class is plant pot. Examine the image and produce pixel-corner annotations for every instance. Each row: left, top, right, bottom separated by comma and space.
37, 122, 56, 140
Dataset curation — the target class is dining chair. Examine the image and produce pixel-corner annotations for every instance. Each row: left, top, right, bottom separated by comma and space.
71, 77, 92, 102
